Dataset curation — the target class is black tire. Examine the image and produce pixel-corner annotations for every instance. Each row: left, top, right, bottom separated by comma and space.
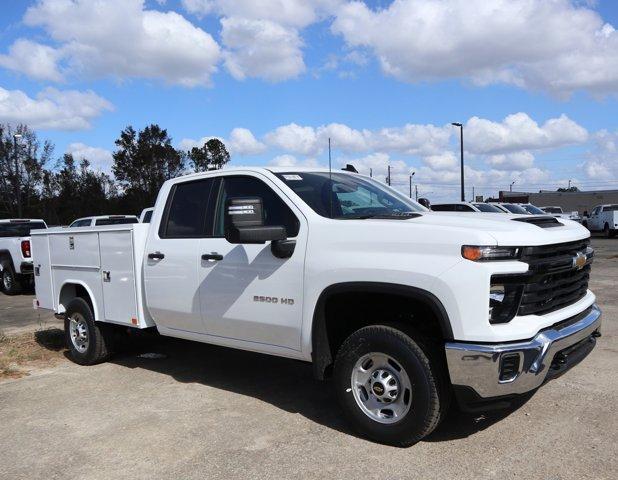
604, 223, 616, 238
1, 261, 23, 295
333, 325, 447, 447
64, 298, 114, 365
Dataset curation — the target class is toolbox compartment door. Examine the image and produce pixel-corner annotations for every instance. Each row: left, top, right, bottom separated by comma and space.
100, 231, 138, 325
31, 235, 54, 310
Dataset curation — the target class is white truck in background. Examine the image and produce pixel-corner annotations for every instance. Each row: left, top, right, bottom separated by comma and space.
584, 204, 618, 238
31, 167, 601, 446
541, 206, 582, 223
0, 219, 47, 294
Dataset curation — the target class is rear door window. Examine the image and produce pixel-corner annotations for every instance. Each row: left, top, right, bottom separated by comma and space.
160, 178, 216, 238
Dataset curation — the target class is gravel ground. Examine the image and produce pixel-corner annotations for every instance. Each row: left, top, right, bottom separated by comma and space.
0, 238, 616, 479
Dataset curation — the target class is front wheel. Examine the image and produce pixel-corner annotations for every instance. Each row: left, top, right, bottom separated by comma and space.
333, 325, 448, 447
64, 298, 114, 365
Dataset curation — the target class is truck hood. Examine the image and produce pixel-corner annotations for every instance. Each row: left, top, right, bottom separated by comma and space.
413, 212, 589, 246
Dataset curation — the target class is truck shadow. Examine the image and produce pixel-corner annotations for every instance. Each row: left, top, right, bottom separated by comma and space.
107, 331, 532, 445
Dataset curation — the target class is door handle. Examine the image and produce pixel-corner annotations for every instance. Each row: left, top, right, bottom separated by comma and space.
148, 252, 165, 260
202, 253, 223, 261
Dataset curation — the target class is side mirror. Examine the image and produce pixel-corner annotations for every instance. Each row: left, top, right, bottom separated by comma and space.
224, 197, 287, 244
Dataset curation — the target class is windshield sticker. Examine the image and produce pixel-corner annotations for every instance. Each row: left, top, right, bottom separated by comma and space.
282, 174, 303, 181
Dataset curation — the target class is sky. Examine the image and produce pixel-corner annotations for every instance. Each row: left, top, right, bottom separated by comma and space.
1, 0, 618, 202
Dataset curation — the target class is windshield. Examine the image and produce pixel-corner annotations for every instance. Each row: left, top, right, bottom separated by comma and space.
472, 203, 503, 213
96, 217, 138, 226
502, 204, 529, 214
275, 172, 424, 219
522, 204, 546, 214
543, 207, 562, 213
0, 221, 46, 237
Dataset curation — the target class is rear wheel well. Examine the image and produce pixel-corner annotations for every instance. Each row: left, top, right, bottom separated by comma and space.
311, 284, 451, 380
59, 283, 94, 317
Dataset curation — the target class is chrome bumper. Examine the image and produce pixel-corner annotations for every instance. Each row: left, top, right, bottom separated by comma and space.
445, 304, 602, 399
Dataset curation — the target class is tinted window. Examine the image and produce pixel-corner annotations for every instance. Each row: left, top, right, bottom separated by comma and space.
142, 210, 153, 223
602, 205, 618, 212
0, 222, 46, 237
473, 203, 502, 213
431, 204, 456, 211
275, 172, 422, 219
95, 217, 138, 226
214, 176, 299, 237
543, 207, 562, 214
456, 204, 474, 212
70, 219, 91, 227
521, 204, 545, 214
502, 204, 529, 214
161, 179, 214, 238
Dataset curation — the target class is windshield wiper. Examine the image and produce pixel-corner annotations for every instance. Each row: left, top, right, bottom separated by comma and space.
338, 212, 421, 220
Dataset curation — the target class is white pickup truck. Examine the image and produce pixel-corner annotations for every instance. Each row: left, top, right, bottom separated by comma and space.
0, 219, 47, 294
584, 204, 618, 237
31, 167, 601, 446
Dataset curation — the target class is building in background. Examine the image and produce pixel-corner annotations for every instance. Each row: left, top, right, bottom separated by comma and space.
499, 190, 618, 215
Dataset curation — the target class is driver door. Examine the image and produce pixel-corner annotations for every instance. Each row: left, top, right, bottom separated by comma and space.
197, 174, 307, 351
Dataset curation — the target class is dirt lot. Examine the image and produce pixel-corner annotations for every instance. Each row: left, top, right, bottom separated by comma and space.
0, 238, 616, 479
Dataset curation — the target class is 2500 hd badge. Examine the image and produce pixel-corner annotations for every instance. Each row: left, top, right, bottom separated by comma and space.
253, 295, 295, 305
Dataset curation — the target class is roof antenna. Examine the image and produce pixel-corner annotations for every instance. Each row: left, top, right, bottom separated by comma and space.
328, 137, 333, 219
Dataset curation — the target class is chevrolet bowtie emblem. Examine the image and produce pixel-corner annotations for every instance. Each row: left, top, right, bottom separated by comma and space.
572, 252, 587, 270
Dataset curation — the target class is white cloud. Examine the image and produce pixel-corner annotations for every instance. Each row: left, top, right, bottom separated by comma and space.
221, 18, 305, 81
66, 143, 114, 172
583, 129, 618, 179
465, 113, 588, 155
332, 0, 618, 96
23, 0, 220, 87
265, 123, 318, 155
0, 86, 113, 130
228, 127, 267, 155
369, 123, 451, 155
269, 154, 299, 166
0, 39, 64, 82
486, 151, 535, 170
423, 152, 458, 170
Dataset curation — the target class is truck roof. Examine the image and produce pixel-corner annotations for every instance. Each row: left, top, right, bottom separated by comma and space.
0, 218, 46, 224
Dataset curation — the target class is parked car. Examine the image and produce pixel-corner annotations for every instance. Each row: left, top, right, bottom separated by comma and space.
68, 215, 139, 227
489, 203, 530, 214
584, 204, 618, 237
0, 218, 47, 294
517, 203, 547, 215
31, 167, 601, 446
431, 201, 505, 213
540, 206, 581, 222
139, 207, 154, 223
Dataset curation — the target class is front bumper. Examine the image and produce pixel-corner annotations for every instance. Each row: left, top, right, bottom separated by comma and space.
445, 304, 601, 405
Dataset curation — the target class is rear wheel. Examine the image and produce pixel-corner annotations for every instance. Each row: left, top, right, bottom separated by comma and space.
333, 325, 447, 447
64, 298, 114, 365
1, 262, 22, 295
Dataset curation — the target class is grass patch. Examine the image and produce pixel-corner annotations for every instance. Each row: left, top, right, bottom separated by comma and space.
0, 328, 66, 380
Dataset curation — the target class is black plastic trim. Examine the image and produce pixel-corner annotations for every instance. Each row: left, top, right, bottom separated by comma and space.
311, 282, 453, 380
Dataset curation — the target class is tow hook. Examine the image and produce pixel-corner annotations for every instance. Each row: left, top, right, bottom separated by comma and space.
592, 330, 602, 338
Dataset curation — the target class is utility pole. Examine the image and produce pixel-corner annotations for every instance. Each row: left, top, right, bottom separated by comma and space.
415, 185, 418, 201
369, 168, 372, 178
13, 134, 22, 218
409, 171, 415, 198
472, 186, 475, 201
510, 180, 515, 192
451, 123, 464, 201
387, 165, 391, 186
568, 179, 572, 189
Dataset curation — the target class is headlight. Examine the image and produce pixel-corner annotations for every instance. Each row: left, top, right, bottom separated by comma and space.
462, 245, 520, 261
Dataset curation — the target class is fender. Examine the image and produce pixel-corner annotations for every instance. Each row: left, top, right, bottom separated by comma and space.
57, 280, 101, 321
310, 282, 453, 380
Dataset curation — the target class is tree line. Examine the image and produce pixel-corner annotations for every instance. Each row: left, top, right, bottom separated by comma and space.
0, 123, 230, 225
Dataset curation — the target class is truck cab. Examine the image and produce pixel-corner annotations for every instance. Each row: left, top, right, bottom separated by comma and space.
586, 204, 618, 237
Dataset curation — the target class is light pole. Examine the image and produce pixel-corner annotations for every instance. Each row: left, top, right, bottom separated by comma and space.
409, 171, 415, 198
13, 134, 22, 218
510, 180, 515, 192
452, 122, 464, 201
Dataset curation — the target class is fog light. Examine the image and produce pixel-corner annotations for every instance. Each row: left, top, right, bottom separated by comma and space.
499, 353, 521, 382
